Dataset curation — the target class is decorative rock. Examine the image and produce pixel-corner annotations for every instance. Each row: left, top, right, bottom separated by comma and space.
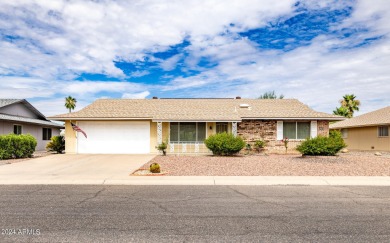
374, 152, 382, 156
341, 148, 349, 153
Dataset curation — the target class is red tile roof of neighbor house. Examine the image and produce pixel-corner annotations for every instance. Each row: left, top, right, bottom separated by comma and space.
330, 106, 390, 129
48, 98, 344, 121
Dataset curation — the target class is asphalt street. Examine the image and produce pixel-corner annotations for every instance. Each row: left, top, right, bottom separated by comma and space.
1, 185, 390, 242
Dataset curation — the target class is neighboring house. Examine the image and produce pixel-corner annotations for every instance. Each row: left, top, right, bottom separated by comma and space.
330, 106, 390, 151
48, 98, 343, 154
0, 99, 63, 151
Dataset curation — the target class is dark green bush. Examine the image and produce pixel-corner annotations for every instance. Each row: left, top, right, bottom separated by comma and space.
46, 135, 65, 154
296, 130, 346, 156
204, 132, 245, 156
0, 134, 37, 160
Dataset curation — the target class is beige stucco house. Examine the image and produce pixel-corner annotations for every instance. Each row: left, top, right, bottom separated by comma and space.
330, 106, 390, 151
0, 99, 63, 151
49, 98, 343, 154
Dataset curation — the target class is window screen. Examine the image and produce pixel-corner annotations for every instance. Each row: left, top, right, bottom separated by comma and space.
283, 122, 296, 139
297, 122, 310, 139
378, 126, 389, 137
169, 122, 206, 142
216, 122, 228, 134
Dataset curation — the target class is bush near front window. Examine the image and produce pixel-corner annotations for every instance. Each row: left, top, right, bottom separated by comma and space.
296, 131, 346, 156
0, 134, 37, 160
46, 135, 65, 154
204, 132, 245, 156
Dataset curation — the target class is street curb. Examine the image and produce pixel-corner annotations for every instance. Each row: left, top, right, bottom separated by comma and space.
1, 176, 390, 186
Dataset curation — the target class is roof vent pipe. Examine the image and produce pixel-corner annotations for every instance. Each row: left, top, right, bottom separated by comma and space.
236, 96, 241, 99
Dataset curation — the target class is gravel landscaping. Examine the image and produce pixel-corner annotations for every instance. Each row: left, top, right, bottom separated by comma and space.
139, 152, 390, 176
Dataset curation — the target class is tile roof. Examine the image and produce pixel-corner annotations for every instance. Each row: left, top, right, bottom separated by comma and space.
49, 98, 342, 121
0, 114, 64, 128
330, 106, 390, 129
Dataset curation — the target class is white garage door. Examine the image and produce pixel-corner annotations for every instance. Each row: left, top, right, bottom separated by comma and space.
77, 121, 150, 154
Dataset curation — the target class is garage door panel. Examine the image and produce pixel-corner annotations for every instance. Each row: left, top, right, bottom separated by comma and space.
77, 121, 150, 154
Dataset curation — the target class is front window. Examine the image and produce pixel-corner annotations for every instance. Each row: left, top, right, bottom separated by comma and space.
216, 122, 228, 134
13, 125, 22, 135
43, 128, 52, 140
283, 122, 310, 140
378, 126, 389, 137
170, 122, 206, 143
341, 129, 348, 139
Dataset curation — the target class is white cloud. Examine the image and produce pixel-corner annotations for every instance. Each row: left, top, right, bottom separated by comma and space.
0, 0, 296, 79
122, 91, 151, 99
1, 0, 390, 117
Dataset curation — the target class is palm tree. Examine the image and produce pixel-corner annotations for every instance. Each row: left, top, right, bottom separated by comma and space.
258, 91, 284, 99
65, 96, 77, 113
340, 94, 360, 118
333, 106, 349, 117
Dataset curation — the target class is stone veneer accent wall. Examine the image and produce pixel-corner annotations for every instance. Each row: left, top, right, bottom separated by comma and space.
317, 120, 329, 137
237, 120, 330, 153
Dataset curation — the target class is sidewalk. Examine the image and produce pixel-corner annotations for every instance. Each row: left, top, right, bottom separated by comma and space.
1, 176, 390, 186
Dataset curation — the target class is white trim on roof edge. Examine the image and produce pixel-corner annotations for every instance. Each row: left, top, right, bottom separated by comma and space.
330, 123, 390, 129
48, 117, 152, 121
152, 120, 242, 122
241, 117, 345, 121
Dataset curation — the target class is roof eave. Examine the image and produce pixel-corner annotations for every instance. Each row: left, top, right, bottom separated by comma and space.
330, 123, 390, 129
48, 117, 153, 121
152, 119, 242, 122
241, 117, 345, 121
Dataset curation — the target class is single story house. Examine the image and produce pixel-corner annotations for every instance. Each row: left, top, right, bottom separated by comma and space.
49, 97, 343, 154
330, 106, 390, 151
0, 99, 63, 151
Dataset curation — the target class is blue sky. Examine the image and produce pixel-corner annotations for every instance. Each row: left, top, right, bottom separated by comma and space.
0, 0, 389, 116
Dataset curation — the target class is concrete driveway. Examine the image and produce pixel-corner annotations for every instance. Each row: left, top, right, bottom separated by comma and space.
0, 154, 155, 184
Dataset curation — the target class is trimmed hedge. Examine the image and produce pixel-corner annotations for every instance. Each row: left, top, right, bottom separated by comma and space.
204, 132, 245, 156
0, 134, 37, 160
296, 130, 346, 156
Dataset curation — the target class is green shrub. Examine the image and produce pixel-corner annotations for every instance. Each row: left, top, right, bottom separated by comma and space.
46, 136, 65, 154
254, 140, 266, 151
155, 141, 167, 156
204, 132, 245, 156
296, 131, 346, 156
0, 134, 37, 160
150, 163, 161, 173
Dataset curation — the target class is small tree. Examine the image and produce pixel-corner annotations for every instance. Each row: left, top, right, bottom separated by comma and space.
155, 141, 167, 156
46, 136, 65, 154
258, 91, 284, 99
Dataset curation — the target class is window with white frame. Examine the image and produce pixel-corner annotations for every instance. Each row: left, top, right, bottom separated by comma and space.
341, 129, 348, 139
216, 122, 228, 134
283, 122, 310, 140
170, 122, 206, 143
378, 126, 389, 137
13, 125, 22, 135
